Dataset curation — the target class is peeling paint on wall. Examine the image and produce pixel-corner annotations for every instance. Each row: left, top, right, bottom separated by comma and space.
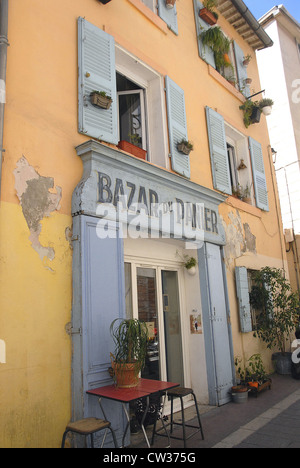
222, 211, 256, 266
14, 156, 62, 261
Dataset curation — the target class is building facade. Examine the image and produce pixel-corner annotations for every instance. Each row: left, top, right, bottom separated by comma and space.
0, 0, 288, 447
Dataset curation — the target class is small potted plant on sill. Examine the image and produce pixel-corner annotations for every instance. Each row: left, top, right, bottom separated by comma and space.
110, 318, 148, 388
259, 98, 274, 116
90, 90, 113, 110
199, 0, 219, 26
232, 184, 251, 203
177, 139, 194, 155
166, 0, 176, 9
243, 54, 252, 67
118, 133, 147, 161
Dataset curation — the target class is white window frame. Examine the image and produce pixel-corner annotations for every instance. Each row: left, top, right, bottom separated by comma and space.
115, 45, 169, 168
117, 89, 147, 151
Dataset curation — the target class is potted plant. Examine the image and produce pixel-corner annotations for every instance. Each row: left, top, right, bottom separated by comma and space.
166, 0, 176, 8
232, 357, 250, 403
177, 139, 194, 155
90, 90, 113, 109
232, 184, 251, 203
259, 98, 274, 116
243, 54, 252, 67
199, 0, 219, 26
250, 267, 300, 375
239, 100, 261, 128
185, 256, 197, 276
118, 133, 147, 160
110, 318, 148, 388
245, 354, 272, 397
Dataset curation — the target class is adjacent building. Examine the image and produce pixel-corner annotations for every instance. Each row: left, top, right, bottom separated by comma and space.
0, 0, 288, 447
256, 5, 300, 292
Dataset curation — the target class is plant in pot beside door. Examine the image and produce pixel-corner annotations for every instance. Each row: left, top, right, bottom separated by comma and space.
250, 267, 300, 375
232, 357, 250, 403
110, 318, 148, 388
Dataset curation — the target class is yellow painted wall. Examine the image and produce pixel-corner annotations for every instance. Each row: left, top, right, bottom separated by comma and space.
0, 0, 288, 446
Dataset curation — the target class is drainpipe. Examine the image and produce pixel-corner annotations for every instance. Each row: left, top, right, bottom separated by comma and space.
0, 0, 9, 198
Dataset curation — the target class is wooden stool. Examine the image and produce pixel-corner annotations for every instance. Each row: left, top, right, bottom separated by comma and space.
152, 387, 204, 448
61, 417, 118, 448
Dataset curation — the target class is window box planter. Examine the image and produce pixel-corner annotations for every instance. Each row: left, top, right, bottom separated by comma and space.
90, 91, 112, 110
199, 8, 218, 26
118, 140, 147, 160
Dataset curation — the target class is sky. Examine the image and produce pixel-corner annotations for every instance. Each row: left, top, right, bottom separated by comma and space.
244, 0, 300, 23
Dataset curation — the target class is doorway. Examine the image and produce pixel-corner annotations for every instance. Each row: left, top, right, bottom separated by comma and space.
124, 262, 185, 387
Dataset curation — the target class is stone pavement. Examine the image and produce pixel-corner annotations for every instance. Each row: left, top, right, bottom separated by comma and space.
131, 374, 300, 449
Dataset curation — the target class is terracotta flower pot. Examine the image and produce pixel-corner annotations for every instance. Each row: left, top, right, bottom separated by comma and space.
199, 8, 217, 26
118, 140, 147, 160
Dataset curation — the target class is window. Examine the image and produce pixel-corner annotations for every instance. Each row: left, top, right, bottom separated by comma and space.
115, 46, 168, 168
117, 74, 147, 154
78, 19, 191, 178
225, 123, 255, 205
206, 106, 268, 209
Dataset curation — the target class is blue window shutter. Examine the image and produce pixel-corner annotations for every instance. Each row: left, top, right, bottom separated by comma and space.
249, 137, 269, 211
165, 76, 190, 179
234, 42, 250, 97
235, 267, 252, 333
157, 0, 178, 35
205, 107, 232, 195
193, 0, 216, 68
78, 17, 118, 144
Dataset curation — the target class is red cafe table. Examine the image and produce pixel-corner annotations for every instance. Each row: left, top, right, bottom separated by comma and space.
87, 378, 179, 448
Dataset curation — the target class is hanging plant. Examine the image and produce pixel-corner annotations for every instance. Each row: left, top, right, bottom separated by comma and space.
200, 26, 231, 71
90, 90, 113, 109
239, 100, 261, 128
259, 98, 274, 116
177, 139, 194, 155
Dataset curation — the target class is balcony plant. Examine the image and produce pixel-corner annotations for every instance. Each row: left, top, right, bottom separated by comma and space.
177, 139, 194, 155
110, 318, 148, 388
259, 98, 274, 116
200, 26, 231, 71
90, 90, 112, 110
250, 267, 300, 375
239, 100, 261, 128
199, 0, 219, 26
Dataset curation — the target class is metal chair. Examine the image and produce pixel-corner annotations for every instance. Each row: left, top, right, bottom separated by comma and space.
61, 417, 118, 448
151, 387, 204, 448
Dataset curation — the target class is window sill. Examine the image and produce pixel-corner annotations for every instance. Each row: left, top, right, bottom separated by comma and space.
226, 195, 262, 218
208, 65, 245, 103
127, 0, 168, 35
